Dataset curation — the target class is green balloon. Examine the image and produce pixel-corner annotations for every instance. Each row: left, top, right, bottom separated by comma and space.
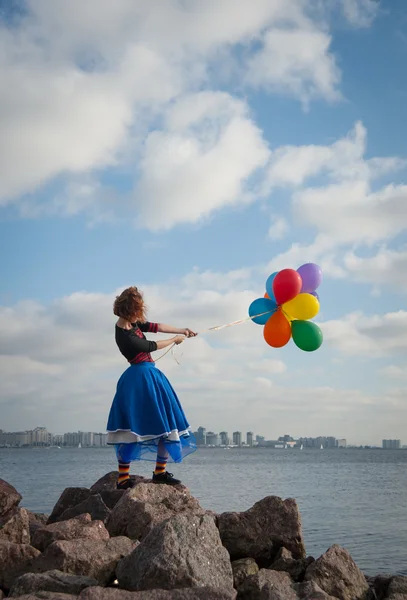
292, 320, 323, 352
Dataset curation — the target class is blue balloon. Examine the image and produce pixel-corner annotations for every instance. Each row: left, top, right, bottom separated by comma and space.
265, 271, 279, 302
249, 297, 277, 325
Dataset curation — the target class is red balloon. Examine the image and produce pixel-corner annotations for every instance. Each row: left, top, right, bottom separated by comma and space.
272, 269, 302, 305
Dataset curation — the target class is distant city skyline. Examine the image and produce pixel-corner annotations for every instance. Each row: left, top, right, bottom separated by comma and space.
1, 426, 403, 450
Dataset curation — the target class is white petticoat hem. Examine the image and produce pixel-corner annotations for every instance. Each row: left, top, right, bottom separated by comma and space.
106, 427, 191, 445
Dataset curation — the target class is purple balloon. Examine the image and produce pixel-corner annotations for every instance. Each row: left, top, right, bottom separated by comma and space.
297, 263, 322, 293
310, 291, 319, 301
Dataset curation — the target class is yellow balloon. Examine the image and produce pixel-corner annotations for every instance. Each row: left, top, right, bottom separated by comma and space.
282, 293, 319, 321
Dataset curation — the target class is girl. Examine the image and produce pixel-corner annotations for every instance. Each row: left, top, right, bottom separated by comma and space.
107, 286, 197, 489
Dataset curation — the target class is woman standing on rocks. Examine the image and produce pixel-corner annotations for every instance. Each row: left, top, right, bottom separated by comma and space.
107, 286, 197, 489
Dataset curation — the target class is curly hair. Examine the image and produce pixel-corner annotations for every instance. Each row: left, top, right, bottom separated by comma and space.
113, 287, 146, 322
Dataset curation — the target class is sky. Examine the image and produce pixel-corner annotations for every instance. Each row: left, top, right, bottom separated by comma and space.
1, 0, 407, 445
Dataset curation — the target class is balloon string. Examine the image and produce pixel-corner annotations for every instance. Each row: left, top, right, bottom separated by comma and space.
154, 308, 276, 364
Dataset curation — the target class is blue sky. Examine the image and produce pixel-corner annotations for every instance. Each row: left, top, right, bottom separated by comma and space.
1, 0, 406, 444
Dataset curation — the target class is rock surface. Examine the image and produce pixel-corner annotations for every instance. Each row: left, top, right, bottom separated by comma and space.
107, 482, 205, 541
218, 496, 306, 566
0, 507, 30, 544
270, 547, 314, 582
33, 537, 136, 585
0, 541, 41, 591
47, 488, 92, 524
238, 570, 337, 600
232, 558, 259, 590
79, 588, 237, 599
11, 593, 77, 600
32, 513, 109, 551
305, 544, 370, 600
117, 513, 233, 591
57, 495, 111, 524
9, 569, 99, 597
0, 479, 22, 518
27, 513, 49, 539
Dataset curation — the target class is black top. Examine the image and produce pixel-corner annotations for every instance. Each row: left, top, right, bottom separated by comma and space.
115, 321, 159, 364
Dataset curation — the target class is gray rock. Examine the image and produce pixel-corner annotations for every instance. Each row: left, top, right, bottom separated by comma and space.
0, 507, 30, 544
32, 513, 109, 551
218, 496, 306, 567
305, 544, 369, 600
232, 558, 259, 590
270, 547, 314, 582
117, 513, 233, 591
0, 479, 22, 518
0, 541, 41, 591
47, 488, 91, 524
79, 587, 237, 599
294, 581, 337, 599
10, 593, 76, 600
107, 482, 205, 541
99, 490, 126, 510
56, 495, 111, 524
10, 569, 98, 596
32, 537, 136, 585
27, 513, 49, 540
237, 569, 297, 600
90, 472, 149, 493
238, 570, 336, 600
387, 576, 407, 599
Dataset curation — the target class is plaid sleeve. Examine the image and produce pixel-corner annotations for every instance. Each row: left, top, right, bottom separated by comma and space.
137, 321, 159, 333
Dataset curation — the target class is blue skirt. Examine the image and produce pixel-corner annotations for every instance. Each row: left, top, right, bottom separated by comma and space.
106, 362, 196, 463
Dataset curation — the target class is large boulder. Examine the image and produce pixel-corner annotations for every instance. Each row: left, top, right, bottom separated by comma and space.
107, 483, 205, 541
0, 541, 41, 591
238, 570, 336, 600
47, 488, 91, 524
0, 507, 30, 544
32, 537, 136, 585
9, 570, 99, 597
270, 547, 314, 582
0, 479, 22, 518
32, 513, 109, 551
305, 545, 369, 600
56, 495, 111, 524
79, 587, 237, 599
117, 513, 234, 592
218, 496, 305, 566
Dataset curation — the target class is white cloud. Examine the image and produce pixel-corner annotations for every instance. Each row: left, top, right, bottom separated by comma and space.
134, 92, 270, 230
268, 216, 289, 240
322, 310, 407, 357
344, 246, 407, 292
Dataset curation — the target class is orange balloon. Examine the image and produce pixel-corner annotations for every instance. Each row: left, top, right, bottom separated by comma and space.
263, 309, 292, 348
264, 292, 270, 299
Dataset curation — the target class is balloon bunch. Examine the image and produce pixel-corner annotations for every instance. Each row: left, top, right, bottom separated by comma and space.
249, 263, 323, 352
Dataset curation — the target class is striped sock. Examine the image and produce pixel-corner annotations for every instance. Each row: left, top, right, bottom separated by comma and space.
118, 461, 130, 484
154, 454, 168, 475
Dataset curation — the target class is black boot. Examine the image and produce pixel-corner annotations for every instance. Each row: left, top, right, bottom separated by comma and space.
116, 478, 136, 490
152, 471, 181, 485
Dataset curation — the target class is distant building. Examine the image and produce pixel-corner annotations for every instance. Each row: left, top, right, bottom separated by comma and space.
233, 431, 242, 446
256, 435, 265, 445
206, 431, 220, 446
219, 431, 229, 446
246, 432, 254, 447
337, 439, 347, 448
93, 433, 108, 446
382, 439, 401, 449
195, 427, 207, 446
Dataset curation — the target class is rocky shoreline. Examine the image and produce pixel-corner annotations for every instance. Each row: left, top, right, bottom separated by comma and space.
0, 475, 405, 600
